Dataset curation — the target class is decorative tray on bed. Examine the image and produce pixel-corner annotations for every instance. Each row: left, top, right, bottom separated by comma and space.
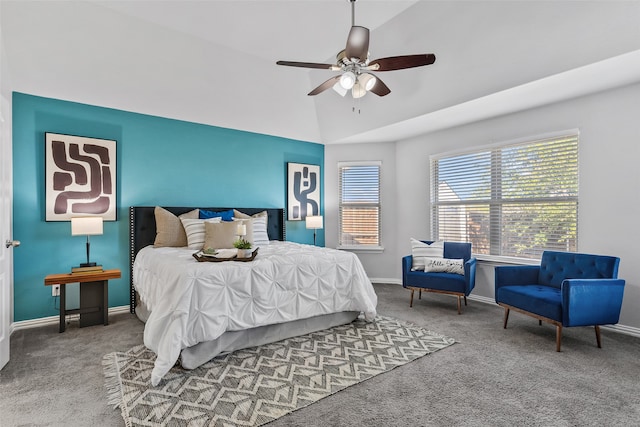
193, 248, 259, 263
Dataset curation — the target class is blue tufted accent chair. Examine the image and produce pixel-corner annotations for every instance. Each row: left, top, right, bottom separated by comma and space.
495, 250, 625, 351
402, 241, 477, 314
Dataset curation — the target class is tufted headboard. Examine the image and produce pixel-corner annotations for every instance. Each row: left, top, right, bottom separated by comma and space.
129, 206, 286, 313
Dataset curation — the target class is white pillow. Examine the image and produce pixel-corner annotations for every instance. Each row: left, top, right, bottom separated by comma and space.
410, 239, 444, 271
251, 216, 269, 247
180, 217, 222, 250
234, 210, 270, 247
423, 257, 465, 275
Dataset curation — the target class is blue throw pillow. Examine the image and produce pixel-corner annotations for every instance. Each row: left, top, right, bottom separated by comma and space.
199, 209, 234, 221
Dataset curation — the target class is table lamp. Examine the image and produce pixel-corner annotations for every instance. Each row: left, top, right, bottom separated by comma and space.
71, 217, 103, 267
305, 215, 323, 246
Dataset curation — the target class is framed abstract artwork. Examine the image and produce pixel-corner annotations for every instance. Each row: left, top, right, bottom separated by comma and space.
287, 162, 320, 221
45, 133, 117, 221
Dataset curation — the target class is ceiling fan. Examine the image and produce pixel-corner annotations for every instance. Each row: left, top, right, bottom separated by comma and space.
276, 0, 436, 99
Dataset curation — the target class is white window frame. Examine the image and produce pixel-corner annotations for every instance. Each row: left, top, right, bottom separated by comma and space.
337, 161, 383, 251
430, 130, 579, 262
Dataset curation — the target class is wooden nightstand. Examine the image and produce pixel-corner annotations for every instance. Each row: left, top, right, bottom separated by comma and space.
44, 269, 121, 333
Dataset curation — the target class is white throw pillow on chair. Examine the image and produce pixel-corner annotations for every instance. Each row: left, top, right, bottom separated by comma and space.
410, 239, 444, 271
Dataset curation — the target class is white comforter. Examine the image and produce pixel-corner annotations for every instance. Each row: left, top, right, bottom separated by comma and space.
133, 241, 378, 385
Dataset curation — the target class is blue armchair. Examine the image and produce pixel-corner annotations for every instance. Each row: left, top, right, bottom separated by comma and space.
495, 251, 625, 351
402, 241, 477, 314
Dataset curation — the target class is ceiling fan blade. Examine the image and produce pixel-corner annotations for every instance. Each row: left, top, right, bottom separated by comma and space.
276, 61, 338, 70
308, 75, 342, 96
345, 26, 370, 62
369, 54, 436, 71
369, 76, 391, 97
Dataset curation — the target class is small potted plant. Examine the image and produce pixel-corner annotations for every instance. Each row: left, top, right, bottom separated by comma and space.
234, 238, 252, 258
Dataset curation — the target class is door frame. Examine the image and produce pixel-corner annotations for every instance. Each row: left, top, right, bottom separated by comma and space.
0, 92, 13, 371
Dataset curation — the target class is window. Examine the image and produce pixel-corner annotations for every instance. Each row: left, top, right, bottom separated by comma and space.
339, 161, 381, 249
431, 133, 578, 260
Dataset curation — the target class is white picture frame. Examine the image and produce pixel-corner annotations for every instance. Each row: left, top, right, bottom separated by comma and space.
45, 133, 117, 221
287, 162, 320, 221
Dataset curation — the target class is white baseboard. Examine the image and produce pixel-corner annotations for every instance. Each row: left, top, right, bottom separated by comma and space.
601, 323, 640, 339
9, 305, 130, 335
369, 278, 640, 339
467, 294, 495, 305
369, 277, 402, 285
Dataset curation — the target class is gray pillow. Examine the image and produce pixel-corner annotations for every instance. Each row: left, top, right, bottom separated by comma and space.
204, 221, 244, 250
153, 207, 199, 247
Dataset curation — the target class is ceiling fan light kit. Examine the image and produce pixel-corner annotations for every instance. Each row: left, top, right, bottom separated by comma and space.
360, 73, 377, 91
339, 71, 356, 90
332, 83, 349, 97
276, 0, 436, 99
352, 81, 367, 99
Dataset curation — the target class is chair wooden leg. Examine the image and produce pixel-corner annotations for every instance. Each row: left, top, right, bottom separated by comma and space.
409, 289, 414, 308
503, 308, 510, 329
556, 325, 562, 352
595, 325, 602, 348
464, 295, 467, 306
539, 320, 542, 326
419, 290, 422, 300
456, 296, 461, 315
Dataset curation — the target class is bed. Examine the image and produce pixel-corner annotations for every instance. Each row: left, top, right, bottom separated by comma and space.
129, 206, 378, 386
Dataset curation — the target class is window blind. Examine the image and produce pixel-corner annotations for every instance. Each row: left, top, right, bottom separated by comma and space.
339, 162, 381, 247
431, 134, 578, 259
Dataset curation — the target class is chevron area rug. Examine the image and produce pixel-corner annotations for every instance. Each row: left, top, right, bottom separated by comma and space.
103, 316, 454, 427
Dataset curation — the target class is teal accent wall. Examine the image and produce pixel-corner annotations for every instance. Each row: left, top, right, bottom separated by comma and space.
12, 92, 324, 322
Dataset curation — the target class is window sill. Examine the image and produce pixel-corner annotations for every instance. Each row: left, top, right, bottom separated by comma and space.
337, 245, 385, 253
474, 254, 541, 266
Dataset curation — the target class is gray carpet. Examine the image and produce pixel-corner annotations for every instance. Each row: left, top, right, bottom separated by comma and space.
2, 283, 640, 426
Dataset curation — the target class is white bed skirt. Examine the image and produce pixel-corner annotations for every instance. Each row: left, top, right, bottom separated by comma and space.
180, 311, 360, 369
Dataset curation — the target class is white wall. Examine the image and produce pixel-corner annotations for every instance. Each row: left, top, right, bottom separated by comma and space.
327, 82, 640, 329
325, 142, 398, 281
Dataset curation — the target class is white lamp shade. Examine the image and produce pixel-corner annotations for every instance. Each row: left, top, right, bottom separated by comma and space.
360, 73, 377, 91
332, 82, 348, 97
71, 217, 103, 236
306, 215, 323, 229
352, 81, 367, 99
339, 71, 356, 90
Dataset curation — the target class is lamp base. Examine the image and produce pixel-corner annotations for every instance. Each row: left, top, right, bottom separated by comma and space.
79, 262, 97, 268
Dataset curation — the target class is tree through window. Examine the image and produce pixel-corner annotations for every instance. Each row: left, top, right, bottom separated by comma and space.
431, 134, 578, 259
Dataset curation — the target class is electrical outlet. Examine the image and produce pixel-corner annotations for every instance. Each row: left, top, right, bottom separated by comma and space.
52, 285, 60, 297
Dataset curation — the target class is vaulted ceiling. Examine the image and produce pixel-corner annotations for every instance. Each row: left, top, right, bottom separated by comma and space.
3, 1, 640, 144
